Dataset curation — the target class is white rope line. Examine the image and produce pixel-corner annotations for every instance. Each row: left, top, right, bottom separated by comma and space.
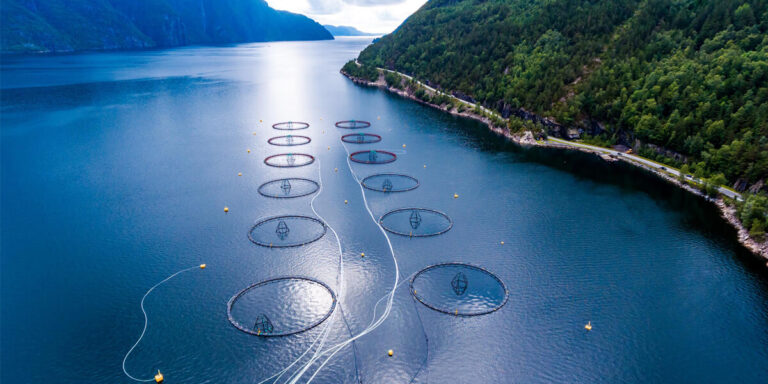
122, 265, 200, 382
290, 141, 402, 384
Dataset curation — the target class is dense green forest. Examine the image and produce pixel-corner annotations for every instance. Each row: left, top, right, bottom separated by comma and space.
357, 0, 768, 187
355, 0, 768, 237
1, 0, 332, 53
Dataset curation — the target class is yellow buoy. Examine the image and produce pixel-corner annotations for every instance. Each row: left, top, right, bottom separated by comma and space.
247, 149, 251, 153
500, 241, 505, 245
361, 252, 365, 257
423, 164, 427, 168
585, 321, 592, 331
259, 119, 263, 123
334, 168, 338, 172
344, 200, 348, 204
238, 172, 242, 176
453, 193, 459, 199
377, 116, 381, 120
224, 206, 229, 213
387, 349, 393, 357
154, 370, 164, 383
328, 146, 330, 150
200, 264, 206, 269
402, 144, 406, 148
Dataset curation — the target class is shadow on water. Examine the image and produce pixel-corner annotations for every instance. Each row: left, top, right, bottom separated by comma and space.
413, 102, 768, 279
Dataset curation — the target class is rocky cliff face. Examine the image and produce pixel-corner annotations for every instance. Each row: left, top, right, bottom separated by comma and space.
1, 0, 332, 53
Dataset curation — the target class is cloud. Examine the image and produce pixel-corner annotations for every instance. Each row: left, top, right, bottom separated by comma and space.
342, 0, 409, 6
306, 0, 344, 14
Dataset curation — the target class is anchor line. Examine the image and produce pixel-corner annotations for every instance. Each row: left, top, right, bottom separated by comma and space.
122, 265, 201, 382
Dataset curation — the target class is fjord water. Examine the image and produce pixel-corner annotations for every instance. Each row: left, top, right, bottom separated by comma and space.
2, 38, 767, 383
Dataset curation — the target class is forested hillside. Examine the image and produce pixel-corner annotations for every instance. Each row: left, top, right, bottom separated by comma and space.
357, 0, 768, 191
1, 0, 332, 53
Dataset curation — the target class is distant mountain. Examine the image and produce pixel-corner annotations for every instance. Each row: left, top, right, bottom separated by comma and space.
323, 25, 378, 36
0, 0, 333, 53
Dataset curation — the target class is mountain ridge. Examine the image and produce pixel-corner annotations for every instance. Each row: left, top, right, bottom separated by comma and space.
1, 0, 333, 53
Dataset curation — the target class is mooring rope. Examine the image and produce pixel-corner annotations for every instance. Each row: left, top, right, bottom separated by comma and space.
289, 140, 406, 384
122, 265, 202, 382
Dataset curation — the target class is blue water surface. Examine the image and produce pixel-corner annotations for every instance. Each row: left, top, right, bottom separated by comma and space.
2, 38, 768, 383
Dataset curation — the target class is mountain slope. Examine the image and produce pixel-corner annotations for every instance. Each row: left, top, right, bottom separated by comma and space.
324, 25, 378, 36
356, 0, 768, 189
1, 0, 332, 53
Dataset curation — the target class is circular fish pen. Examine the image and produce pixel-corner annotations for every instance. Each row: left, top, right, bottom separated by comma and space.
248, 215, 326, 248
268, 135, 311, 146
410, 263, 508, 316
264, 153, 315, 168
349, 150, 397, 164
272, 121, 310, 130
361, 173, 419, 193
258, 178, 320, 199
379, 208, 452, 237
227, 276, 337, 337
341, 133, 382, 144
335, 120, 371, 129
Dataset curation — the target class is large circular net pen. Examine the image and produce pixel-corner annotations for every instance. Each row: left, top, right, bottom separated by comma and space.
379, 208, 452, 237
335, 120, 371, 129
410, 263, 509, 317
349, 150, 397, 164
258, 178, 320, 198
361, 173, 419, 193
264, 153, 315, 168
268, 135, 311, 146
272, 121, 310, 130
248, 215, 326, 248
227, 276, 337, 337
341, 133, 382, 144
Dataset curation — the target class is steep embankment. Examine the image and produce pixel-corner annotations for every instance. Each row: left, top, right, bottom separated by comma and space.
346, 0, 768, 259
356, 0, 768, 190
1, 0, 332, 53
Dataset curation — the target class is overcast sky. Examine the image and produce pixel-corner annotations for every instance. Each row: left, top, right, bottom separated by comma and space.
268, 0, 428, 34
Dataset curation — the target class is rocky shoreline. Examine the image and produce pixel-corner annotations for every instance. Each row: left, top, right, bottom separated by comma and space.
341, 69, 768, 266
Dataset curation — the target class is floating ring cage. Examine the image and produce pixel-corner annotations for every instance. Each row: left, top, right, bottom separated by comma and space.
258, 178, 320, 199
268, 135, 311, 146
361, 173, 419, 193
272, 121, 310, 130
227, 276, 337, 337
264, 153, 315, 168
379, 208, 452, 237
341, 133, 382, 144
248, 215, 326, 247
349, 150, 397, 164
335, 120, 371, 129
410, 263, 509, 317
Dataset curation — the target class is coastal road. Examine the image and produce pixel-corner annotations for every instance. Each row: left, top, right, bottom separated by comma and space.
547, 137, 742, 201
360, 62, 742, 202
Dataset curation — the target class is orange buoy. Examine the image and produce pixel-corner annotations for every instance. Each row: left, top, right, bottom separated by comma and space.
200, 264, 206, 269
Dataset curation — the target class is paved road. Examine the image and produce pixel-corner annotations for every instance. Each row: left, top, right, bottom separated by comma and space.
547, 137, 742, 200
